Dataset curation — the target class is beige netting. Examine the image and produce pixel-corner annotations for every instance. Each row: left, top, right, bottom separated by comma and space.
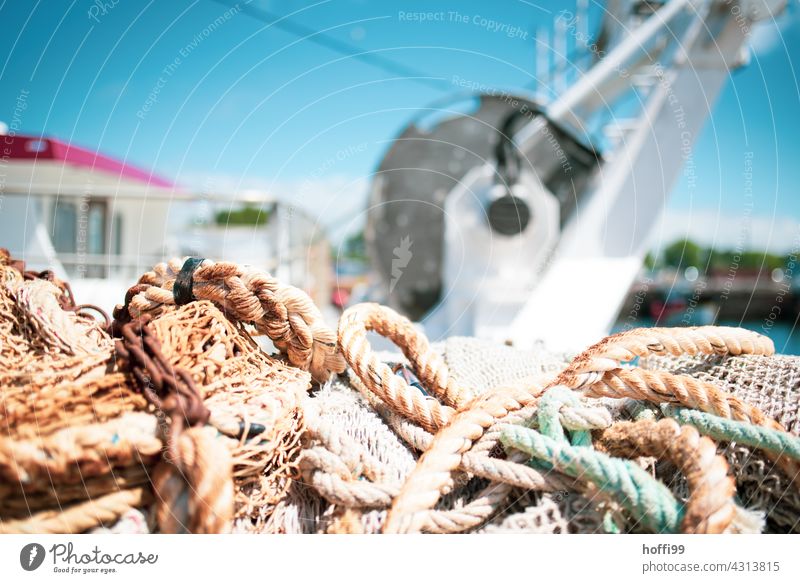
436, 336, 569, 398
259, 335, 616, 534
478, 492, 607, 534
642, 353, 800, 532
3, 252, 800, 535
259, 379, 417, 534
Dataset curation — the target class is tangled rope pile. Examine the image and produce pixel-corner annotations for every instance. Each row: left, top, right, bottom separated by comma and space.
318, 302, 799, 534
1, 254, 315, 533
2, 254, 799, 534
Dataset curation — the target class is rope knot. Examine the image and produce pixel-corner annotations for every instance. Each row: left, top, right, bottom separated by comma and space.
538, 386, 612, 445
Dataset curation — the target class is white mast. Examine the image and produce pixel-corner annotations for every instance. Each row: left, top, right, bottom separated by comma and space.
428, 0, 786, 350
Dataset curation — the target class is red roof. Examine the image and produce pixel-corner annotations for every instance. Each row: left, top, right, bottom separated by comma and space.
2, 134, 173, 188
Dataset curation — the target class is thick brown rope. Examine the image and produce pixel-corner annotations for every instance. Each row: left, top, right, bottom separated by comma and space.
585, 368, 800, 486
339, 303, 458, 432
384, 384, 544, 533
586, 369, 783, 429
595, 418, 736, 533
0, 488, 151, 534
113, 258, 344, 382
553, 326, 774, 389
152, 426, 234, 533
355, 303, 466, 408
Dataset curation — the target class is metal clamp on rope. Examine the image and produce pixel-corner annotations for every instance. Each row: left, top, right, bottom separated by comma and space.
173, 257, 206, 306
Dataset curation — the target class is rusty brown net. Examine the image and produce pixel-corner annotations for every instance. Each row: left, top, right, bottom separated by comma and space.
0, 252, 312, 534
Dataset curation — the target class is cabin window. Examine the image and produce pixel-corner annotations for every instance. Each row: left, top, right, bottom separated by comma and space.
86, 202, 107, 277
88, 205, 104, 255
113, 214, 122, 255
51, 199, 108, 277
52, 202, 77, 254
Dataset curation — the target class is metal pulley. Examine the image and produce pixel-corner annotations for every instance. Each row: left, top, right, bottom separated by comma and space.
366, 93, 599, 321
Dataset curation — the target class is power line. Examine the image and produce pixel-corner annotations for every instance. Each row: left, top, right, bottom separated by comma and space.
210, 0, 452, 92
211, 1, 598, 103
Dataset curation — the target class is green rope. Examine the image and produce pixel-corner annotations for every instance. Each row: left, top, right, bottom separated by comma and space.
662, 405, 800, 460
500, 425, 684, 533
532, 387, 623, 532
624, 399, 659, 422
603, 511, 622, 534
529, 387, 592, 478
536, 387, 592, 446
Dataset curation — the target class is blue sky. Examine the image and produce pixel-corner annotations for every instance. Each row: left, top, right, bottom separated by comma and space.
1, 0, 799, 249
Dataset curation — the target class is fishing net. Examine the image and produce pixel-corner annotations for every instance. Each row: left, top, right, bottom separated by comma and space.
0, 254, 152, 531
642, 353, 800, 532
261, 337, 610, 534
296, 303, 799, 534
145, 300, 310, 527
0, 253, 319, 534
2, 254, 799, 534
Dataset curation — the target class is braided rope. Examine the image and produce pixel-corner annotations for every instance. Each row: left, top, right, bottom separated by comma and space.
469, 404, 540, 457
501, 425, 684, 533
583, 368, 800, 485
0, 488, 150, 534
536, 386, 612, 446
585, 369, 784, 429
339, 303, 457, 432
374, 399, 572, 493
298, 446, 399, 508
424, 481, 514, 533
554, 326, 774, 389
304, 408, 387, 482
368, 306, 466, 408
309, 473, 399, 508
462, 450, 573, 491
663, 405, 800, 461
0, 412, 161, 486
596, 418, 736, 533
116, 258, 344, 382
152, 426, 234, 533
296, 428, 490, 528
384, 385, 542, 533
